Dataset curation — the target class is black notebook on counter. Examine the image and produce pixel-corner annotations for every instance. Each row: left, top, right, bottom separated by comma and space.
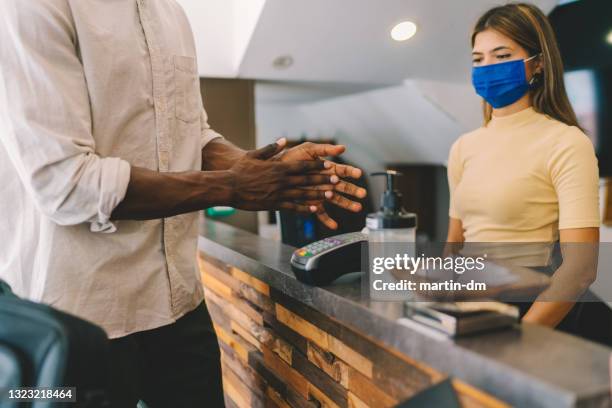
404, 301, 519, 337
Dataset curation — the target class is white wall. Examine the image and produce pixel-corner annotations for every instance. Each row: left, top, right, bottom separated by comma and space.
255, 79, 481, 211
176, 0, 265, 77
256, 79, 481, 171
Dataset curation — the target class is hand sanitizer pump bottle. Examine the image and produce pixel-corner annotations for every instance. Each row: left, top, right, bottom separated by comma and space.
365, 171, 417, 300
366, 171, 417, 244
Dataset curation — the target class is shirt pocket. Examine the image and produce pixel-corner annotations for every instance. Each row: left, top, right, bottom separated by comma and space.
173, 55, 200, 123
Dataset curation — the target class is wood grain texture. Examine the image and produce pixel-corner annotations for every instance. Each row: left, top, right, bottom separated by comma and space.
307, 342, 349, 388
199, 252, 508, 408
275, 304, 373, 379
263, 346, 309, 399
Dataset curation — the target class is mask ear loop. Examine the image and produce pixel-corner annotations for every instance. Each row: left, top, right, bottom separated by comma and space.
527, 53, 543, 88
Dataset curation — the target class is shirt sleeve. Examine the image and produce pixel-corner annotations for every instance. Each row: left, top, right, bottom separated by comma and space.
548, 127, 600, 229
200, 106, 223, 151
0, 0, 131, 233
447, 138, 463, 219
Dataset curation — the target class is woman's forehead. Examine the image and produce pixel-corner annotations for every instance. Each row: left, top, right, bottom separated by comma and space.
473, 29, 520, 53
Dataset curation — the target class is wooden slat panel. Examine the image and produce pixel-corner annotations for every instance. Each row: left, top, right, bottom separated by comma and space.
233, 292, 266, 326
205, 295, 232, 332
284, 389, 320, 408
215, 324, 256, 364
201, 271, 233, 300
272, 288, 440, 398
222, 371, 252, 408
307, 342, 349, 388
347, 392, 369, 408
264, 311, 308, 355
248, 351, 289, 399
231, 266, 270, 296
199, 254, 509, 408
231, 320, 263, 352
263, 345, 309, 399
276, 304, 373, 379
291, 343, 348, 407
266, 387, 292, 408
224, 338, 315, 408
205, 278, 272, 349
327, 336, 373, 380
200, 253, 274, 314
272, 333, 293, 365
223, 360, 265, 408
199, 256, 241, 293
347, 367, 398, 408
276, 303, 329, 350
221, 349, 265, 399
307, 382, 341, 408
201, 255, 267, 325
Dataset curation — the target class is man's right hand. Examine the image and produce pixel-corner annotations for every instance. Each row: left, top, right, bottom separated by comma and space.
228, 141, 336, 213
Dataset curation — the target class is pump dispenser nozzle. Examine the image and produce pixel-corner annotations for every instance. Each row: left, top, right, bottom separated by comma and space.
371, 170, 403, 213
366, 170, 417, 230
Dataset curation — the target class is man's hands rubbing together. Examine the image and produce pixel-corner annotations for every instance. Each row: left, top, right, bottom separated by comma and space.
229, 138, 367, 230
111, 138, 366, 228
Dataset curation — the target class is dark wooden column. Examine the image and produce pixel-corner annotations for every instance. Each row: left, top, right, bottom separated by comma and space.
200, 78, 258, 233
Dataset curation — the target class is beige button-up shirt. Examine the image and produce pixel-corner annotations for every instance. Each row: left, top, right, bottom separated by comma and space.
0, 0, 222, 338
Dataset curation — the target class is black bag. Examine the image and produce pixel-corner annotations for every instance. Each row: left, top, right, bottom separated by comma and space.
0, 280, 112, 407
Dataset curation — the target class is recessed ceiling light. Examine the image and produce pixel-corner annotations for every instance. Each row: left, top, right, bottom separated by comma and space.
391, 21, 417, 42
272, 55, 294, 69
606, 29, 612, 45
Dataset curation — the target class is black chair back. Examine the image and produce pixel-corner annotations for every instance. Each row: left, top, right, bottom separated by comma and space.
0, 280, 112, 407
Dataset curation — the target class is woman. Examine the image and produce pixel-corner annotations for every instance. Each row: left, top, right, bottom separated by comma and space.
447, 3, 611, 343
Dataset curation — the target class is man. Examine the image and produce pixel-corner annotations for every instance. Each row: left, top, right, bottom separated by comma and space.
0, 1, 365, 406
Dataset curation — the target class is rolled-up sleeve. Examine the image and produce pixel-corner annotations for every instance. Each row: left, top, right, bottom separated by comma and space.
0, 0, 131, 232
200, 106, 223, 151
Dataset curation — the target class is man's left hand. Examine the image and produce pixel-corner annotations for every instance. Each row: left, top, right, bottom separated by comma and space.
275, 140, 367, 230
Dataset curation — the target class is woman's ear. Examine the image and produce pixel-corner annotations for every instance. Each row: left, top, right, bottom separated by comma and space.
529, 57, 544, 87
535, 53, 544, 74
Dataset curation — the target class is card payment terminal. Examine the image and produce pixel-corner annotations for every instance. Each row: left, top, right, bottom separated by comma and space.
290, 232, 367, 285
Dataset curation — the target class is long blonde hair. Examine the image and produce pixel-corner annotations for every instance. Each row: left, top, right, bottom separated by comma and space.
472, 3, 580, 128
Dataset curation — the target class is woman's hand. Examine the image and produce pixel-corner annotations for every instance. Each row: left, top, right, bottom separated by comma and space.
522, 227, 599, 327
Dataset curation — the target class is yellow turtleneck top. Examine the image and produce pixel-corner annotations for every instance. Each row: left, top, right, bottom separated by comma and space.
448, 107, 600, 244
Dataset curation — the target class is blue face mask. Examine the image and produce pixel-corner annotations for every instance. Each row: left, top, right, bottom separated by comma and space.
471, 55, 538, 109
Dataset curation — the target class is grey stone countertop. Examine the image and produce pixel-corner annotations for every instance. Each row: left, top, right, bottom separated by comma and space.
199, 219, 611, 408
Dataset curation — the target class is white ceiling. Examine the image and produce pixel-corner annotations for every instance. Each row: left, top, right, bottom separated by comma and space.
177, 0, 558, 83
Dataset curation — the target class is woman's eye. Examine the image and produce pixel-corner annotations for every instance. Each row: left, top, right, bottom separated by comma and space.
497, 54, 511, 59
472, 58, 482, 64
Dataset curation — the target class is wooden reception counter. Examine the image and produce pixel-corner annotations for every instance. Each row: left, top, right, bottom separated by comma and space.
198, 219, 611, 408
